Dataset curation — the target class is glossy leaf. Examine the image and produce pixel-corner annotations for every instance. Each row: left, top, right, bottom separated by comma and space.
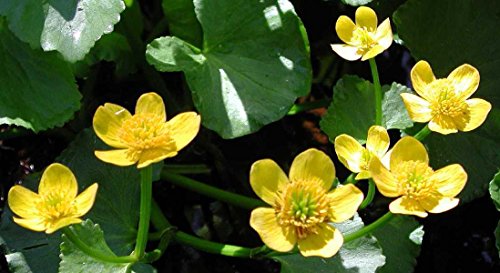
340, 0, 374, 6
162, 0, 202, 47
147, 0, 311, 139
489, 172, 500, 211
0, 0, 125, 62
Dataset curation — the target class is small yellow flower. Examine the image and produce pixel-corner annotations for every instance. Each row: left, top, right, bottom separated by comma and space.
8, 163, 98, 234
331, 6, 393, 61
249, 149, 363, 258
369, 136, 467, 218
334, 125, 390, 180
401, 61, 491, 135
93, 92, 201, 168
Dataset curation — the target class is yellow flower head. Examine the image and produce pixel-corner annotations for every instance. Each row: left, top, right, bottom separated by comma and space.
401, 61, 491, 135
249, 148, 364, 258
331, 6, 393, 61
8, 163, 98, 234
93, 92, 201, 168
369, 136, 467, 218
334, 125, 390, 180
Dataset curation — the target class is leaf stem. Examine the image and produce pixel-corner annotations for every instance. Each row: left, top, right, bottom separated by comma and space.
413, 124, 432, 141
287, 99, 331, 115
369, 58, 383, 126
134, 165, 153, 259
359, 179, 376, 209
343, 173, 356, 184
162, 164, 211, 175
160, 171, 267, 210
344, 212, 394, 243
62, 227, 137, 263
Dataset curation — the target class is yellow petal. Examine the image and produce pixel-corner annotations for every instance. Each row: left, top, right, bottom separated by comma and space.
95, 149, 137, 166
400, 93, 432, 122
249, 207, 296, 252
334, 135, 364, 173
361, 45, 385, 61
289, 148, 336, 191
447, 64, 480, 100
374, 18, 393, 49
13, 217, 46, 232
335, 15, 356, 43
390, 136, 428, 168
366, 125, 390, 158
135, 92, 166, 121
250, 159, 289, 205
328, 184, 364, 223
430, 164, 467, 197
331, 44, 362, 61
428, 117, 459, 135
167, 112, 201, 151
355, 6, 377, 31
46, 217, 82, 234
420, 196, 459, 214
460, 98, 492, 132
137, 149, 178, 169
39, 163, 78, 199
411, 61, 436, 100
298, 224, 343, 258
389, 196, 428, 218
8, 186, 41, 218
93, 103, 131, 149
74, 183, 99, 216
368, 157, 400, 197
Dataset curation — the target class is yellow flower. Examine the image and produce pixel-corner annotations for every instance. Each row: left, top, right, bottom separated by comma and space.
401, 61, 491, 134
331, 6, 393, 61
334, 125, 390, 180
249, 149, 364, 258
8, 163, 98, 234
93, 92, 201, 168
369, 136, 467, 218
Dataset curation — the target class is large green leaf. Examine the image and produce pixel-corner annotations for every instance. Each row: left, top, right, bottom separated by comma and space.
162, 0, 202, 47
394, 0, 500, 202
0, 20, 80, 132
320, 76, 413, 143
340, 0, 374, 6
274, 214, 386, 273
489, 171, 500, 211
0, 0, 125, 62
146, 0, 311, 139
0, 130, 141, 273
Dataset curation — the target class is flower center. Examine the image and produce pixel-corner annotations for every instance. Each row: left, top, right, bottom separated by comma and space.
274, 180, 331, 239
37, 193, 77, 223
360, 149, 372, 171
394, 160, 434, 200
118, 114, 176, 159
352, 26, 376, 52
428, 79, 468, 119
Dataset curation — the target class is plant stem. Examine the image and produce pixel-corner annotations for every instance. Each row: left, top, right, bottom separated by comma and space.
162, 164, 211, 175
343, 173, 356, 184
369, 58, 383, 126
344, 212, 394, 242
287, 99, 331, 115
413, 125, 432, 141
134, 165, 153, 259
359, 179, 375, 209
62, 227, 137, 263
160, 171, 267, 210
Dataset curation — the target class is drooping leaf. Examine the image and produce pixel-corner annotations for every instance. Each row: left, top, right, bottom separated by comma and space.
489, 171, 500, 211
162, 0, 203, 47
320, 76, 413, 143
0, 20, 80, 132
0, 0, 125, 62
146, 0, 311, 139
274, 214, 386, 273
394, 0, 500, 202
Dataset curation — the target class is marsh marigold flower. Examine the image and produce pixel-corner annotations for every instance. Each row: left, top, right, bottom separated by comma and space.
249, 149, 363, 257
331, 6, 392, 61
8, 163, 98, 234
334, 125, 389, 180
93, 92, 201, 168
369, 136, 467, 217
401, 61, 491, 134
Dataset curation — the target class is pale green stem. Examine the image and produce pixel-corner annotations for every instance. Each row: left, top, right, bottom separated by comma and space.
413, 125, 432, 141
359, 179, 376, 209
134, 165, 153, 259
369, 58, 383, 126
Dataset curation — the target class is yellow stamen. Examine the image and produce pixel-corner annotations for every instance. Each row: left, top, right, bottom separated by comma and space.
393, 160, 434, 200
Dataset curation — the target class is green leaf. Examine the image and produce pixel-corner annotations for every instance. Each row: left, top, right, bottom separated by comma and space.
0, 130, 141, 272
372, 216, 423, 273
319, 76, 413, 143
146, 0, 311, 139
0, 0, 125, 62
489, 171, 500, 211
341, 0, 374, 6
59, 220, 133, 273
274, 214, 386, 273
0, 21, 80, 132
394, 0, 500, 202
162, 0, 203, 47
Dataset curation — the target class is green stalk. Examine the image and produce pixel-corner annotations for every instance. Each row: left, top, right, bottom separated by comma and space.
343, 212, 394, 242
369, 58, 383, 126
62, 227, 137, 263
413, 125, 432, 141
160, 171, 267, 210
343, 173, 356, 184
134, 165, 153, 259
359, 179, 376, 209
